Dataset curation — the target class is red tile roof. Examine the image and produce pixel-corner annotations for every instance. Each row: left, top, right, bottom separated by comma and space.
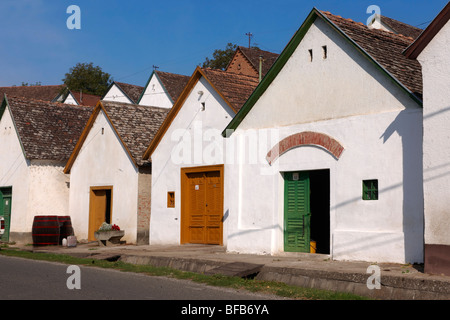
69, 91, 101, 106
155, 71, 190, 103
229, 46, 280, 78
0, 85, 65, 102
321, 10, 423, 97
380, 15, 423, 39
201, 68, 259, 112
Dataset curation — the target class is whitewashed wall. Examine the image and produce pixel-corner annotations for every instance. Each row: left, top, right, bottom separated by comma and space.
28, 160, 70, 220
68, 111, 139, 243
149, 76, 235, 245
0, 106, 30, 241
225, 18, 423, 264
0, 107, 71, 243
139, 74, 173, 108
63, 93, 78, 105
417, 19, 450, 246
103, 84, 133, 104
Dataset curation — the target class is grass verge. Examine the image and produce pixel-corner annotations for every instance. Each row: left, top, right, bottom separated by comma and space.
0, 247, 369, 300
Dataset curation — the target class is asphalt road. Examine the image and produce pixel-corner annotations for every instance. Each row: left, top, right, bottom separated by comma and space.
0, 255, 283, 301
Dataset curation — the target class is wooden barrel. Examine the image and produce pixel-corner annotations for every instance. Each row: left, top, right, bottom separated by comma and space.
32, 216, 60, 246
58, 216, 74, 244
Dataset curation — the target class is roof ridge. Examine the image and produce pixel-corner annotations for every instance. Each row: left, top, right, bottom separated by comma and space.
6, 94, 93, 109
320, 10, 416, 42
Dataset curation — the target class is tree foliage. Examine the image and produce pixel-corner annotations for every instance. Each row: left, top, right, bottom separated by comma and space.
62, 62, 112, 96
201, 43, 238, 70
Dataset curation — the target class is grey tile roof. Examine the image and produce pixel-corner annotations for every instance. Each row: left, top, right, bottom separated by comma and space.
115, 82, 145, 103
101, 101, 170, 166
5, 95, 93, 162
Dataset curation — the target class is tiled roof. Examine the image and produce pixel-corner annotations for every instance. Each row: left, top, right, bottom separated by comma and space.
202, 68, 260, 112
102, 101, 169, 166
5, 95, 93, 162
380, 15, 423, 39
115, 82, 144, 103
155, 71, 190, 103
234, 46, 280, 77
69, 91, 101, 106
0, 85, 65, 102
321, 10, 423, 97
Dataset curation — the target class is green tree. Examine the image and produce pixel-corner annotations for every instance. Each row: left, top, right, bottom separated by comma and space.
201, 43, 238, 70
62, 62, 112, 96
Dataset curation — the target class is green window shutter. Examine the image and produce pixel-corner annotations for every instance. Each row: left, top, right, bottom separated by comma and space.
284, 172, 310, 252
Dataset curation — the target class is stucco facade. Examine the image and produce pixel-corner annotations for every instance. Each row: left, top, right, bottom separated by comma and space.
67, 110, 139, 243
404, 3, 450, 274
149, 76, 235, 245
0, 97, 90, 244
138, 73, 173, 108
225, 13, 424, 264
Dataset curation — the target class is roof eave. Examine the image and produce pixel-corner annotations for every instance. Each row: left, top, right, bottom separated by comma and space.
403, 2, 450, 59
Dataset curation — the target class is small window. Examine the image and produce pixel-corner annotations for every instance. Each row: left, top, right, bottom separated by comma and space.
308, 49, 313, 62
167, 192, 175, 208
322, 46, 327, 59
363, 180, 378, 200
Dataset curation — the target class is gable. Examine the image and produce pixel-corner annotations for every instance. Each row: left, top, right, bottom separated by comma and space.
224, 8, 422, 134
138, 73, 173, 108
150, 76, 235, 164
67, 109, 137, 175
0, 101, 27, 171
235, 16, 421, 130
143, 67, 258, 159
416, 17, 450, 63
404, 2, 450, 59
65, 101, 169, 173
102, 83, 134, 104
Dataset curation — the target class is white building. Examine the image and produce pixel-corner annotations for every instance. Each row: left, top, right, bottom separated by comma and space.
404, 2, 450, 275
102, 82, 144, 104
143, 67, 259, 246
64, 101, 168, 244
0, 95, 92, 244
138, 70, 189, 108
223, 8, 424, 264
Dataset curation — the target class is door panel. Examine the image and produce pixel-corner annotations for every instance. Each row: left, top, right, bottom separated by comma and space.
0, 189, 12, 242
284, 172, 310, 252
183, 167, 223, 245
89, 188, 112, 241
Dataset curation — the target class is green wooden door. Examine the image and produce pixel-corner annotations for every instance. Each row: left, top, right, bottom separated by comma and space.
284, 172, 310, 252
0, 189, 12, 242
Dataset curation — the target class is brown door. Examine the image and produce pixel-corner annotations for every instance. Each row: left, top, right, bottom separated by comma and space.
181, 166, 223, 245
89, 188, 112, 241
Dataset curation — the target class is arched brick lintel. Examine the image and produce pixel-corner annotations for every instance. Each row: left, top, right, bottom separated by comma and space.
266, 131, 344, 165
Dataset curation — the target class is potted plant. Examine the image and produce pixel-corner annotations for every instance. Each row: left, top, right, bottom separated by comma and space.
94, 222, 125, 246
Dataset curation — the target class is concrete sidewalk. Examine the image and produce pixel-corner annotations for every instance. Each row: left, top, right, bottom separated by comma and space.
11, 242, 450, 300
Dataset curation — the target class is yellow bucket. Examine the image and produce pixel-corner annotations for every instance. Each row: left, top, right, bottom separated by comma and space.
310, 241, 317, 254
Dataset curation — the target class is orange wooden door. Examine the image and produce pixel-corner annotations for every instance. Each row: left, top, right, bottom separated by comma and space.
205, 171, 222, 244
89, 189, 111, 241
183, 168, 223, 245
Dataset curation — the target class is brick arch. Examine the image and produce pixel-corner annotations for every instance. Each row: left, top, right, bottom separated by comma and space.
266, 131, 344, 165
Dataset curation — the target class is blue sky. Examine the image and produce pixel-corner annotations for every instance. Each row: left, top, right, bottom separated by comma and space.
0, 0, 448, 87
